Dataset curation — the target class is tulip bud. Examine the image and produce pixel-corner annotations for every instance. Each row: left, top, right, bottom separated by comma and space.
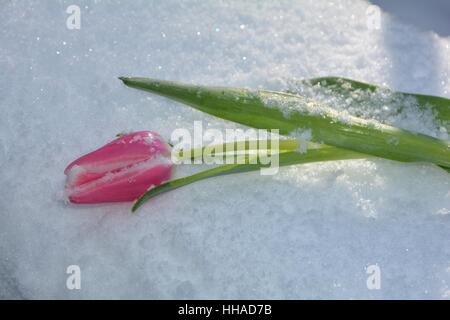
64, 131, 173, 203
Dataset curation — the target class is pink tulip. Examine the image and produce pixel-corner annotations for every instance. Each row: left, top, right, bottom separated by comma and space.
64, 131, 173, 203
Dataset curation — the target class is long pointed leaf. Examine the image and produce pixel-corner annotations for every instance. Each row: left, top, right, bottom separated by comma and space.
120, 77, 450, 169
295, 76, 450, 125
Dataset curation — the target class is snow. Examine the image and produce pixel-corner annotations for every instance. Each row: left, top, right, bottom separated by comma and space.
1, 0, 450, 299
287, 80, 449, 139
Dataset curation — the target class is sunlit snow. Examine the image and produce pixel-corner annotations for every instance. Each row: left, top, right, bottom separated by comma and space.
0, 0, 449, 299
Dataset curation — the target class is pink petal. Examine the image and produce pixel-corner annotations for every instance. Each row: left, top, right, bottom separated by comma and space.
64, 131, 174, 204
65, 131, 170, 188
68, 161, 173, 203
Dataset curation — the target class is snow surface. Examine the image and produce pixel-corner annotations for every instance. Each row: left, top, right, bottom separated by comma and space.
1, 0, 450, 299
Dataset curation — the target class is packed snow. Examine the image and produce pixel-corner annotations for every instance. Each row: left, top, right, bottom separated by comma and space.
1, 0, 449, 299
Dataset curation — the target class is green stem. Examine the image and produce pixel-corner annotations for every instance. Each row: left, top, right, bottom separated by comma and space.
175, 139, 301, 161
132, 146, 366, 212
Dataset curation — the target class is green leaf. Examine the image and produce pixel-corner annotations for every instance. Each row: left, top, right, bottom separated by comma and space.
119, 77, 450, 169
132, 146, 367, 212
296, 76, 450, 126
